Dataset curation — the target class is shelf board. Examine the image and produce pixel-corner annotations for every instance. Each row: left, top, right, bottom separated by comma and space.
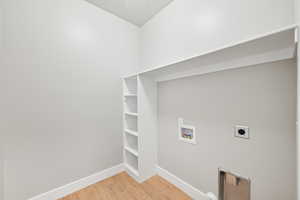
125, 112, 138, 117
125, 129, 138, 137
124, 146, 139, 157
124, 94, 137, 97
125, 163, 139, 177
122, 25, 298, 82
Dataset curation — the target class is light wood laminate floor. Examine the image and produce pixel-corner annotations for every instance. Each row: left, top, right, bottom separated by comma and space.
59, 172, 192, 200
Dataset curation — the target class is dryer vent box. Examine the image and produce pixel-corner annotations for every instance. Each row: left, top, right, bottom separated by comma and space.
219, 169, 251, 200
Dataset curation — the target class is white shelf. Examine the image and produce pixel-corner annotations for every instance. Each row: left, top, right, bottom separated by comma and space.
124, 94, 137, 97
125, 163, 139, 177
125, 129, 138, 137
123, 25, 298, 82
124, 146, 139, 157
125, 112, 138, 117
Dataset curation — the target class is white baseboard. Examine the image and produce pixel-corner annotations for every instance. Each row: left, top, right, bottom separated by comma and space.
28, 164, 124, 200
156, 166, 212, 200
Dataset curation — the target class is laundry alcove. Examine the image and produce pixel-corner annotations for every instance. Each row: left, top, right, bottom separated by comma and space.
122, 25, 298, 199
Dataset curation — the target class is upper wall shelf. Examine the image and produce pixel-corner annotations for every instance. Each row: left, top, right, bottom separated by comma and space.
123, 25, 298, 82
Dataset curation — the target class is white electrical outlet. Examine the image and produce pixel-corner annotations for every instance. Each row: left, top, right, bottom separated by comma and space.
235, 125, 249, 139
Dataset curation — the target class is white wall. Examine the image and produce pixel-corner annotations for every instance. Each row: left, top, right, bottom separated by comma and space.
140, 0, 295, 71
296, 0, 300, 23
1, 0, 139, 199
296, 0, 300, 199
0, 0, 4, 198
158, 60, 297, 200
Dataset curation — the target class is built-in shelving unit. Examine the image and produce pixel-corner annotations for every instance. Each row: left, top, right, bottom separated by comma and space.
122, 25, 298, 183
123, 75, 140, 180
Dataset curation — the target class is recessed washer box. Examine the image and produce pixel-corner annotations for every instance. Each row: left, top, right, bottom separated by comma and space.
235, 125, 249, 139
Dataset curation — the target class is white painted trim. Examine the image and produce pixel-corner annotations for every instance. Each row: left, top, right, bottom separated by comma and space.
28, 164, 124, 200
156, 166, 213, 200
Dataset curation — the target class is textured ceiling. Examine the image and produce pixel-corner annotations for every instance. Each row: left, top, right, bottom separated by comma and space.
85, 0, 173, 27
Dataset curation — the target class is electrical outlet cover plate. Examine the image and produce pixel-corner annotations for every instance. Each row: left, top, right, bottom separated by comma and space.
235, 125, 249, 139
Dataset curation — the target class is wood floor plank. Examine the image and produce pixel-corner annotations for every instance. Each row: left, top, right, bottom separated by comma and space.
77, 186, 101, 200
126, 183, 153, 200
94, 183, 118, 200
58, 172, 192, 200
141, 179, 171, 200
